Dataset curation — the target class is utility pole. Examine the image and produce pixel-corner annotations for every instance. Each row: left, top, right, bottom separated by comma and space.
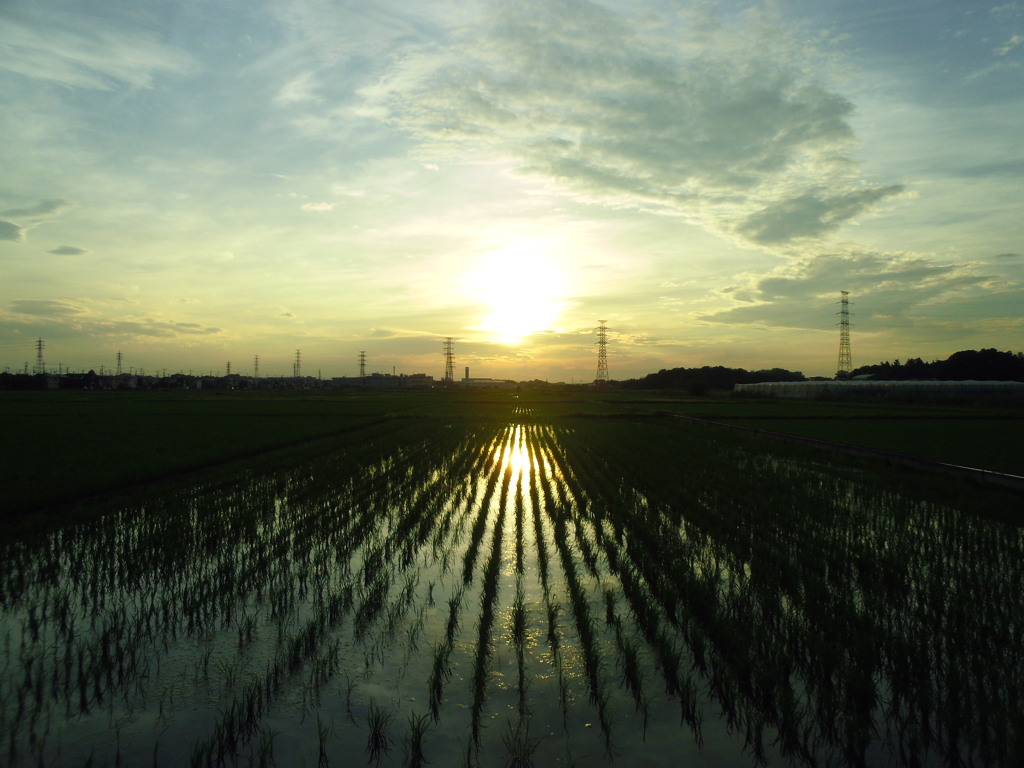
836, 291, 853, 379
595, 321, 609, 383
443, 338, 454, 382
34, 338, 45, 375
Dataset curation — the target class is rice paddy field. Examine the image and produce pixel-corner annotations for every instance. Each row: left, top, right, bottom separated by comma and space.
1, 391, 1022, 766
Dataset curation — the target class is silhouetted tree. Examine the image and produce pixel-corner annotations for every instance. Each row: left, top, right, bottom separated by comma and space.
621, 365, 805, 390
850, 349, 1023, 382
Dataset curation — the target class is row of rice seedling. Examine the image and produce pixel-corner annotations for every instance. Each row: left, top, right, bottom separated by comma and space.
528, 426, 619, 756
0, 417, 484, 765
3, 399, 1021, 766
554, 415, 1024, 767
195, 419, 500, 763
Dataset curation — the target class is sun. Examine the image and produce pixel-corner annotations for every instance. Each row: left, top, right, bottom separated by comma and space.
465, 242, 567, 344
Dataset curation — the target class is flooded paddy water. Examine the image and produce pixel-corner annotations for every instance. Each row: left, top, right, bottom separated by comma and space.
2, 406, 1021, 767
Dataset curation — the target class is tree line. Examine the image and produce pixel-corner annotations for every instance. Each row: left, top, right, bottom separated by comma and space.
620, 348, 1023, 391
849, 348, 1024, 382
620, 366, 806, 393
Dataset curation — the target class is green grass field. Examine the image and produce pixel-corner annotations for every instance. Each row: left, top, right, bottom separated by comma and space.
2, 387, 1020, 519
616, 392, 1024, 476
0, 390, 420, 517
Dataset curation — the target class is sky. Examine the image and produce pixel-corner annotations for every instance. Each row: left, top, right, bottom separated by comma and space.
1, 0, 1021, 381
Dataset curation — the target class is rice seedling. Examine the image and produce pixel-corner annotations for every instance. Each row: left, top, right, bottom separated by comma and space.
470, 487, 508, 744
256, 726, 277, 768
366, 701, 393, 766
427, 641, 452, 720
403, 711, 431, 768
509, 594, 527, 649
2, 395, 1022, 768
501, 719, 542, 768
341, 674, 357, 724
545, 600, 561, 651
316, 713, 331, 768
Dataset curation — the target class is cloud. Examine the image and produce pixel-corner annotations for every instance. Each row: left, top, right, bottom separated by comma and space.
92, 319, 222, 338
1, 199, 71, 219
301, 202, 335, 211
49, 245, 88, 256
994, 34, 1023, 56
275, 71, 321, 106
706, 251, 985, 328
0, 220, 24, 242
6, 299, 220, 338
0, 8, 194, 90
0, 199, 72, 242
735, 185, 905, 244
171, 322, 217, 333
994, 252, 1020, 259
11, 299, 84, 316
359, 0, 886, 246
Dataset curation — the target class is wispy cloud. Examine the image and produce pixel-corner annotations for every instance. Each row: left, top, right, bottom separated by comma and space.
0, 6, 195, 90
994, 34, 1023, 56
359, 0, 892, 247
706, 251, 989, 329
0, 199, 72, 243
735, 185, 906, 244
10, 299, 84, 316
6, 298, 221, 339
1, 199, 72, 219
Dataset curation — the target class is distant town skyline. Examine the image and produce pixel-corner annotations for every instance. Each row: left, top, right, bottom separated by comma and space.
2, 1, 1022, 381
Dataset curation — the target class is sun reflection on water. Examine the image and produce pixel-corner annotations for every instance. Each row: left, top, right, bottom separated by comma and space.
493, 425, 533, 480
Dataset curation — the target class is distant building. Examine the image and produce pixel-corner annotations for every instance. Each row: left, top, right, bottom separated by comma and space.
330, 373, 433, 389
462, 378, 516, 389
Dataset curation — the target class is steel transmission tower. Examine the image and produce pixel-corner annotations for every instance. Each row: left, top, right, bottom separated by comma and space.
34, 338, 45, 375
358, 351, 366, 379
836, 291, 853, 379
443, 338, 454, 382
293, 349, 302, 378
253, 355, 260, 379
595, 321, 609, 383
116, 351, 123, 376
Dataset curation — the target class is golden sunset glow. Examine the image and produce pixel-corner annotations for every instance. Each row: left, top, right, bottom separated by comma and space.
465, 243, 566, 345
2, 0, 1021, 381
